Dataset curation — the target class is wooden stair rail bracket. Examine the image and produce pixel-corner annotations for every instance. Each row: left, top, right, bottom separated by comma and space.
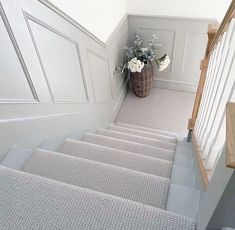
226, 102, 235, 169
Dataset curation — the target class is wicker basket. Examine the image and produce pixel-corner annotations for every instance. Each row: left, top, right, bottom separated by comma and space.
130, 62, 154, 98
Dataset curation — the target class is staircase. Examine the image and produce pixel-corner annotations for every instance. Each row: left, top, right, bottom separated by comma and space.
0, 122, 199, 229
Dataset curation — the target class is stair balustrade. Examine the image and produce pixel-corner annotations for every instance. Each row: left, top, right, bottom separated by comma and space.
188, 0, 235, 188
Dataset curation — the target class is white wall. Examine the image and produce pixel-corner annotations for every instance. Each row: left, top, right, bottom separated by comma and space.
48, 0, 126, 42
48, 0, 231, 42
0, 0, 128, 159
127, 0, 231, 22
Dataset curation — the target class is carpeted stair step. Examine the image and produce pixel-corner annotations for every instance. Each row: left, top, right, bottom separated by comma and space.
23, 149, 170, 209
116, 122, 177, 138
0, 166, 196, 230
60, 139, 172, 178
81, 133, 175, 161
97, 129, 176, 151
108, 125, 177, 143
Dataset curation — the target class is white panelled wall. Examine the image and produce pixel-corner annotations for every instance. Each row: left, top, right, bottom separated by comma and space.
127, 0, 231, 23
128, 16, 211, 92
47, 0, 127, 42
194, 18, 235, 178
48, 0, 231, 43
0, 0, 128, 159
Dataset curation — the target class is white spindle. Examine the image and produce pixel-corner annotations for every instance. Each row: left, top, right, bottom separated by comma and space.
202, 21, 235, 159
198, 42, 222, 147
200, 32, 228, 150
194, 49, 216, 138
196, 44, 219, 134
206, 116, 226, 169
194, 18, 235, 177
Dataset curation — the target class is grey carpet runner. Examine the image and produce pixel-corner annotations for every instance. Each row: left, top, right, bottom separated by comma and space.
97, 129, 176, 151
0, 166, 196, 230
108, 124, 177, 143
60, 139, 172, 178
23, 149, 170, 209
117, 122, 177, 137
82, 133, 175, 161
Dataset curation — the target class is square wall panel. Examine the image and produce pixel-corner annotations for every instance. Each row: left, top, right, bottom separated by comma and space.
28, 19, 88, 103
0, 14, 36, 102
87, 51, 112, 103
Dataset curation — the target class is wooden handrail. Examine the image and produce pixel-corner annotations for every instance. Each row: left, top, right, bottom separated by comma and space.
226, 102, 235, 169
209, 0, 235, 53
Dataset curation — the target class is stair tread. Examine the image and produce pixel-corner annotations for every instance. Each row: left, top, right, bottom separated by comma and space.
82, 133, 175, 161
176, 145, 193, 156
109, 125, 177, 143
177, 140, 192, 150
0, 167, 196, 230
174, 153, 194, 169
98, 129, 176, 151
23, 149, 170, 209
60, 139, 172, 178
170, 165, 196, 188
166, 184, 200, 219
116, 122, 177, 137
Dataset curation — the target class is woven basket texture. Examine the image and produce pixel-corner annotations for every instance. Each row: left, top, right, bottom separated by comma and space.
130, 62, 153, 98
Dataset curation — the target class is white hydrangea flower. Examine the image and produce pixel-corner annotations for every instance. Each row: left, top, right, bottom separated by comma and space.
128, 57, 145, 73
158, 55, 171, 71
141, 48, 148, 52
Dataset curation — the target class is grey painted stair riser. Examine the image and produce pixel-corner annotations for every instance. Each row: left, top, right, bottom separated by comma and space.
97, 129, 176, 151
116, 122, 177, 138
109, 125, 177, 143
166, 184, 200, 219
81, 133, 175, 161
0, 167, 196, 230
23, 149, 170, 209
60, 139, 172, 178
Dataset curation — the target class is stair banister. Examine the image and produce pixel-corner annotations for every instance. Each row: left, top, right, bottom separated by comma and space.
188, 0, 235, 188
188, 0, 235, 133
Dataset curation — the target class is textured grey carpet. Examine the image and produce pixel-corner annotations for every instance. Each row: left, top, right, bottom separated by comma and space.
60, 139, 172, 178
98, 129, 176, 151
0, 166, 196, 230
117, 122, 178, 137
82, 133, 175, 161
109, 124, 177, 143
23, 149, 170, 209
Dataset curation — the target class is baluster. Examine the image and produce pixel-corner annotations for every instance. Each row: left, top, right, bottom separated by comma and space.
202, 20, 235, 159
198, 42, 221, 147
197, 46, 219, 142
194, 50, 216, 138
206, 115, 226, 169
200, 32, 228, 150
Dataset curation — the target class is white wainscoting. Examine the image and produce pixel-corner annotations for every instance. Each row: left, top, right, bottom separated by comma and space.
0, 0, 128, 159
128, 15, 215, 92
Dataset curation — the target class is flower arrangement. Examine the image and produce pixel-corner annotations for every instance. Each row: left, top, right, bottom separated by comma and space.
124, 34, 171, 73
